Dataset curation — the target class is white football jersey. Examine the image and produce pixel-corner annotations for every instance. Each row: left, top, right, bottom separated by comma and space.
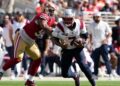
52, 19, 87, 49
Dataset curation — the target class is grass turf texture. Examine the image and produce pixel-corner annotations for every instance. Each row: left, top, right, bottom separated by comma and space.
0, 81, 120, 86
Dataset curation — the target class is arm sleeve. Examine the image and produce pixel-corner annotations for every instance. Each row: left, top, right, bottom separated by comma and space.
51, 27, 67, 40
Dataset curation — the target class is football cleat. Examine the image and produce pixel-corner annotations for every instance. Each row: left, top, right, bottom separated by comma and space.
73, 75, 80, 86
25, 80, 36, 86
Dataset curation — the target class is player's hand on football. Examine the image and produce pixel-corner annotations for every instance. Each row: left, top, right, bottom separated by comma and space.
73, 38, 85, 48
59, 40, 68, 48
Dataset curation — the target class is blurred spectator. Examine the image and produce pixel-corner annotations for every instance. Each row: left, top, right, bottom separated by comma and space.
95, 0, 105, 11
107, 29, 118, 77
100, 2, 112, 12
13, 11, 29, 36
63, 0, 72, 8
112, 16, 120, 45
111, 4, 120, 15
0, 26, 5, 67
87, 12, 112, 79
12, 11, 30, 79
117, 1, 120, 11
55, 0, 68, 17
73, 1, 82, 16
82, 0, 89, 11
43, 39, 61, 75
112, 16, 120, 76
114, 39, 120, 75
0, 13, 4, 27
2, 14, 16, 80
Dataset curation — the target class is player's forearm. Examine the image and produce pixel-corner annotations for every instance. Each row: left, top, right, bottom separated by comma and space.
51, 31, 68, 40
51, 37, 66, 48
44, 25, 53, 35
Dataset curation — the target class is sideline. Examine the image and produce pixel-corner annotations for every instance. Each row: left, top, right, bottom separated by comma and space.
1, 76, 120, 81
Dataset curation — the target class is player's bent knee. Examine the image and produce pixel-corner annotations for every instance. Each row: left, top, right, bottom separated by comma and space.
32, 54, 41, 60
28, 50, 41, 60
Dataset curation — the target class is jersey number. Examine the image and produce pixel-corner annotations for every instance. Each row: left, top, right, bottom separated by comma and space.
68, 37, 76, 46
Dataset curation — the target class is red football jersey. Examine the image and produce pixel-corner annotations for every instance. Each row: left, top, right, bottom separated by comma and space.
23, 13, 49, 40
48, 16, 56, 27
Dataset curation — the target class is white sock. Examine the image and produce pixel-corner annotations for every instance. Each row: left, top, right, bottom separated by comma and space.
24, 70, 28, 80
28, 75, 34, 81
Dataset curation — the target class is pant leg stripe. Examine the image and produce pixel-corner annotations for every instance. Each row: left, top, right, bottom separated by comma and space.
14, 34, 21, 58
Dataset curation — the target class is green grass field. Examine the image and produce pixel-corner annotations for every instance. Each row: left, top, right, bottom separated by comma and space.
0, 81, 120, 86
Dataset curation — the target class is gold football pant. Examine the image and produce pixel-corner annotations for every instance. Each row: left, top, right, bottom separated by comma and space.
14, 32, 41, 61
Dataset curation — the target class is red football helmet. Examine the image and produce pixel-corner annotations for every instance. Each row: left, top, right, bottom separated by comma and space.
39, 0, 46, 4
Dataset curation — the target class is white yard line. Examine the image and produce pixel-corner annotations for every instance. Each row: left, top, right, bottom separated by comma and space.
1, 76, 120, 81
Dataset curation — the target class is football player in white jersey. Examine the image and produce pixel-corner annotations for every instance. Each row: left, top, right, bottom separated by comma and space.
51, 9, 96, 86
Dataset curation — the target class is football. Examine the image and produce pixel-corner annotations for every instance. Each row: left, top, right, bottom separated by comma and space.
73, 38, 85, 47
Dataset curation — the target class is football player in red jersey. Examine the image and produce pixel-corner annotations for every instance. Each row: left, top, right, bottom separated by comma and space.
35, 4, 57, 78
0, 12, 53, 86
